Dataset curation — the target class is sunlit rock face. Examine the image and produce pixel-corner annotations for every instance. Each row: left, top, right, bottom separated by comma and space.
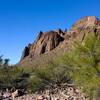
21, 30, 65, 60
71, 16, 100, 32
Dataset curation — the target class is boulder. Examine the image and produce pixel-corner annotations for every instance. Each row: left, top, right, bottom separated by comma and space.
3, 92, 11, 98
11, 89, 24, 99
12, 90, 19, 99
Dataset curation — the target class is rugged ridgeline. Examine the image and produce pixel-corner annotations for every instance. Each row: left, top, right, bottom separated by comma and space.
19, 16, 100, 67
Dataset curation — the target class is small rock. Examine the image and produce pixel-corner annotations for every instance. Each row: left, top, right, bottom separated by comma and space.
11, 90, 19, 100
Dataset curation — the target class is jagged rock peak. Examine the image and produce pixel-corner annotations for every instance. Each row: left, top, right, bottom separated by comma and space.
56, 28, 63, 33
71, 16, 100, 31
56, 28, 66, 37
36, 31, 43, 41
20, 30, 65, 60
64, 28, 67, 33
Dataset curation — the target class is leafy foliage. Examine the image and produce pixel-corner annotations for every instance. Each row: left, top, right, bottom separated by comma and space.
26, 62, 71, 92
0, 32, 100, 100
57, 33, 100, 98
0, 57, 29, 90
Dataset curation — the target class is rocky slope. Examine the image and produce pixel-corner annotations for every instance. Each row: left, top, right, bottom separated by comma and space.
19, 16, 100, 67
0, 84, 86, 100
20, 30, 65, 60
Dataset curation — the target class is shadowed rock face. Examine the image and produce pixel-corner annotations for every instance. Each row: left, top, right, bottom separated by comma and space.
32, 31, 64, 55
20, 16, 100, 63
20, 44, 32, 60
21, 47, 29, 59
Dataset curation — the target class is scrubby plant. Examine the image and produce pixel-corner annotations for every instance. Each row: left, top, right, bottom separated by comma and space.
26, 61, 72, 92
0, 32, 99, 100
0, 57, 30, 90
58, 33, 100, 99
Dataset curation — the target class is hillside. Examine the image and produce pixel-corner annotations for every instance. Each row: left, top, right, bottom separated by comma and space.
18, 16, 100, 67
0, 16, 100, 100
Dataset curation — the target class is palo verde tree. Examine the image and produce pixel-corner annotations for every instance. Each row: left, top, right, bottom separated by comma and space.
58, 32, 100, 99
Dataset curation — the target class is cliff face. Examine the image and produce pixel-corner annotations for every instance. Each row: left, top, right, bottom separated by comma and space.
19, 16, 100, 66
21, 30, 65, 61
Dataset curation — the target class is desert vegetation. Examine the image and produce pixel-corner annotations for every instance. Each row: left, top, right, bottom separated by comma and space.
0, 32, 100, 99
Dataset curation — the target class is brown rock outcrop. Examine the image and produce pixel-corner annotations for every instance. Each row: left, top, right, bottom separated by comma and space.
20, 16, 100, 65
71, 16, 100, 32
21, 30, 64, 60
20, 44, 32, 60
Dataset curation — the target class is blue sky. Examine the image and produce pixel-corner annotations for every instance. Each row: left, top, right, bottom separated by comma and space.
0, 0, 100, 64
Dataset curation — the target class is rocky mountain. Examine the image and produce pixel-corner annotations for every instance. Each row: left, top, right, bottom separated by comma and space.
19, 16, 100, 67
20, 30, 64, 60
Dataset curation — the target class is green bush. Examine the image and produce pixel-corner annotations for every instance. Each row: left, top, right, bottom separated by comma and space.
0, 32, 100, 100
26, 61, 72, 92
57, 33, 100, 99
0, 57, 30, 90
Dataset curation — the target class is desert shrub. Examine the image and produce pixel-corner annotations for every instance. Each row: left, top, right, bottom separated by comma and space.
0, 57, 30, 90
26, 61, 72, 92
26, 74, 45, 93
0, 32, 100, 99
57, 33, 100, 99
